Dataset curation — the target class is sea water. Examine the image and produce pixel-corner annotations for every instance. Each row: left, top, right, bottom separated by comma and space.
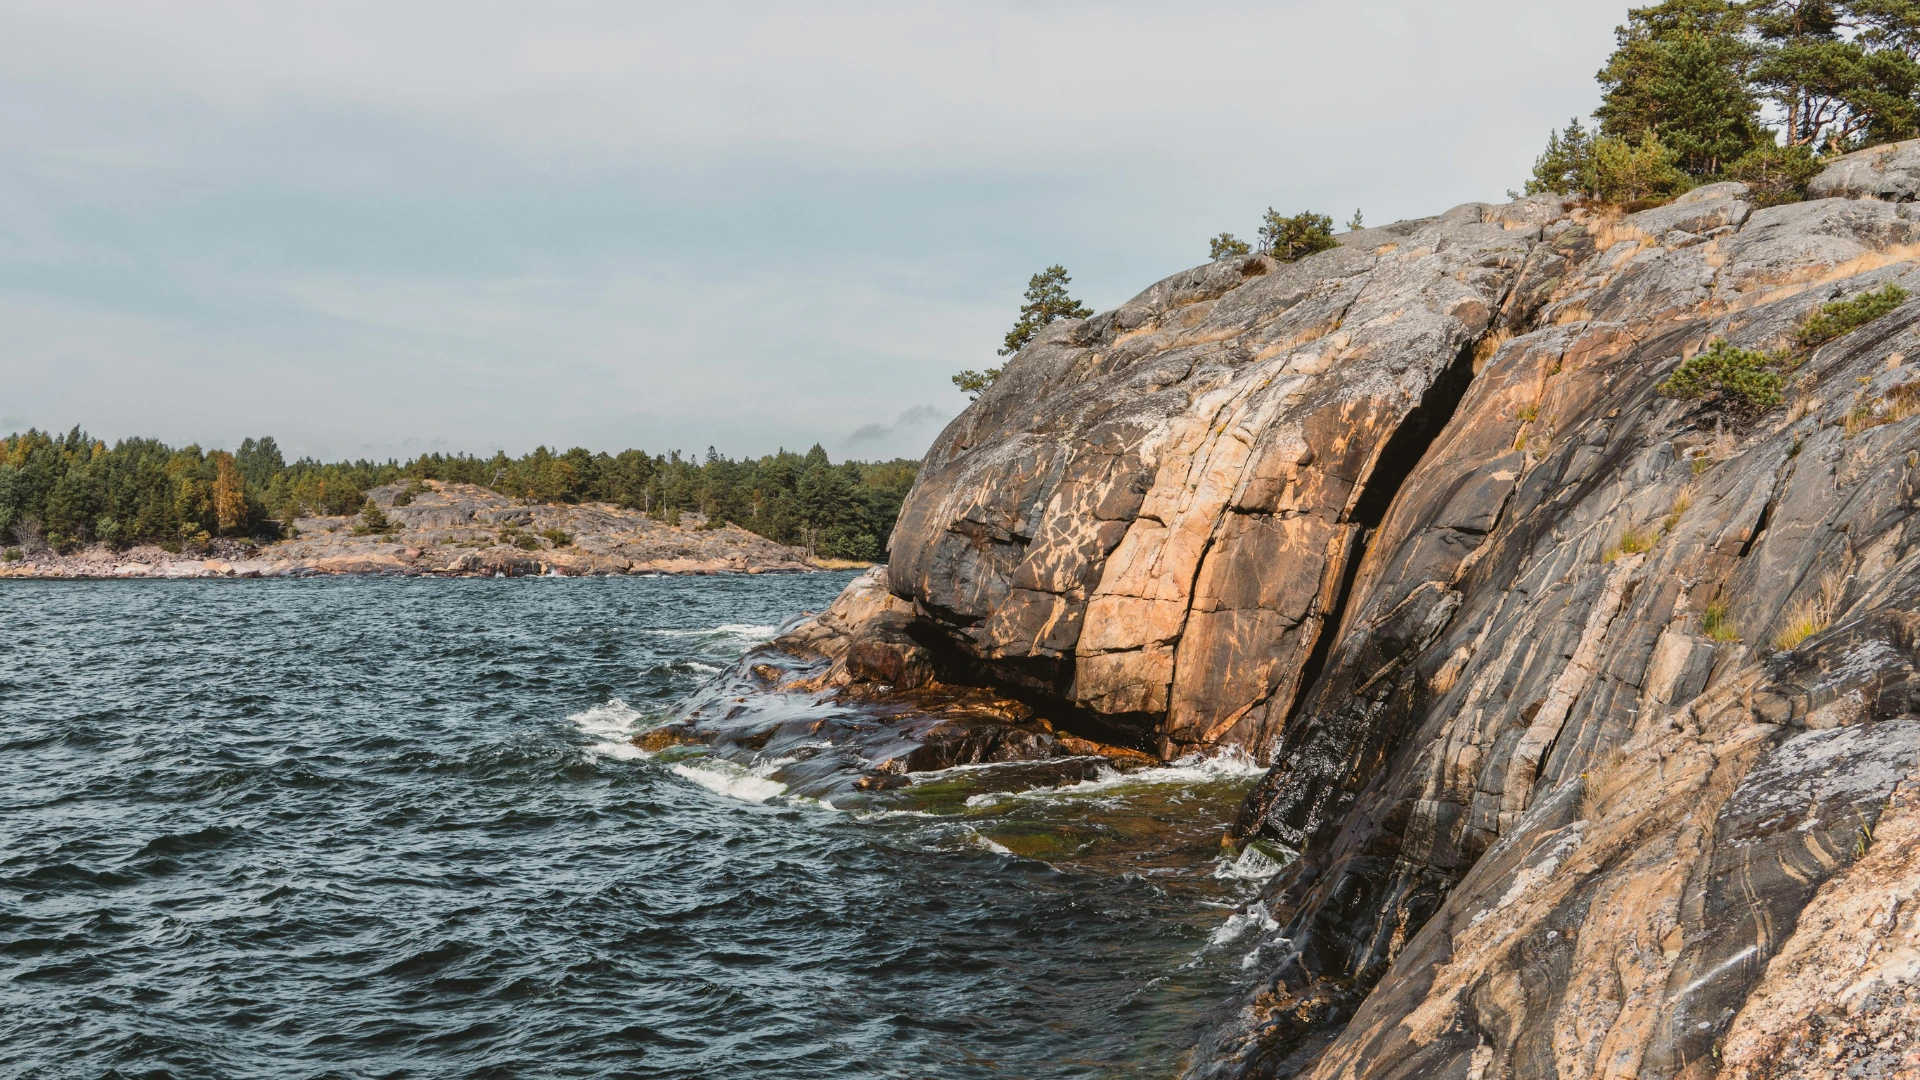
0, 574, 1278, 1078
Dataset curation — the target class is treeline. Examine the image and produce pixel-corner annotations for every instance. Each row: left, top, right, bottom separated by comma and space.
0, 428, 918, 560
1528, 0, 1920, 206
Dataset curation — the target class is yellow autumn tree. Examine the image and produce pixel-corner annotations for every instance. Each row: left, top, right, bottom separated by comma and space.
212, 451, 247, 535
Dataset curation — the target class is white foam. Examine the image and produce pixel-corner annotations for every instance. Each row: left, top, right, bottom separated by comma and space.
644, 623, 778, 641
1208, 903, 1280, 947
850, 808, 940, 821
569, 699, 657, 761
961, 748, 1266, 806
670, 760, 788, 803
592, 742, 652, 761
972, 830, 1015, 856
569, 699, 648, 737
1214, 843, 1294, 882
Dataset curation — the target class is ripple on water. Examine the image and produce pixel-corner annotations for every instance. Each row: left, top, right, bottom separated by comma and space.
0, 575, 1272, 1078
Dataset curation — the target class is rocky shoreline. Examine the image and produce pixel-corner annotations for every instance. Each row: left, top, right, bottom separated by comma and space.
628, 567, 1161, 805
0, 481, 846, 579
694, 144, 1920, 1079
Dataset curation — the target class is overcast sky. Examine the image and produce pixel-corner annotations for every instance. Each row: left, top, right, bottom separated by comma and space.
1, 1, 1628, 463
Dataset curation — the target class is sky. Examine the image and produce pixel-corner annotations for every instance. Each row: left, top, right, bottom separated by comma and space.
0, 1, 1630, 463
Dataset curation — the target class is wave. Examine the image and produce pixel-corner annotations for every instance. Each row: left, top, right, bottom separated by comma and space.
1213, 842, 1293, 883
961, 748, 1266, 808
669, 760, 787, 803
568, 699, 656, 761
642, 623, 778, 641
1207, 903, 1279, 948
970, 829, 1015, 856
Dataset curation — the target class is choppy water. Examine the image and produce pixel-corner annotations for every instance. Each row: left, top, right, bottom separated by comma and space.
1, 575, 1273, 1079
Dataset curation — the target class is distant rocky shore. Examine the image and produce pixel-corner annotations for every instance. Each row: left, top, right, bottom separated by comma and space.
0, 481, 843, 579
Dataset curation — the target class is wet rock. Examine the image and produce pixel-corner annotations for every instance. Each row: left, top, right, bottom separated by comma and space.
844, 612, 936, 689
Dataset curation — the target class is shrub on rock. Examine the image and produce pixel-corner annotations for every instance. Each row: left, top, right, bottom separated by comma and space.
1259, 210, 1338, 262
1657, 339, 1786, 417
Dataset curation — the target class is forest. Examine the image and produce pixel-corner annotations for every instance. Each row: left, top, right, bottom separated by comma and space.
0, 429, 918, 561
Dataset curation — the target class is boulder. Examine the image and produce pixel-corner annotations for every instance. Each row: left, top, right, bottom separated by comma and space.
1808, 137, 1920, 201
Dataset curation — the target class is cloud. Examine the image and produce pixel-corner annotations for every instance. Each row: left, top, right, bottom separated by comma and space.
0, 1, 1630, 460
846, 404, 948, 446
1362, 5, 1411, 38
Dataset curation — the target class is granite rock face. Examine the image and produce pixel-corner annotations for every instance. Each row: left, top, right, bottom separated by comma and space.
790, 158, 1920, 1076
1806, 136, 1920, 203
890, 200, 1559, 757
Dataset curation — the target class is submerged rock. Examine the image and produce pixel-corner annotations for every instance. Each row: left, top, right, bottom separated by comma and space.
771, 157, 1920, 1077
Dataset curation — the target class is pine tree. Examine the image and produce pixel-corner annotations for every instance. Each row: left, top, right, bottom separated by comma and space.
1258, 210, 1339, 262
235, 436, 284, 494
1594, 131, 1693, 203
1750, 0, 1920, 152
1594, 0, 1760, 176
1726, 139, 1825, 205
354, 498, 391, 535
998, 265, 1095, 357
1526, 118, 1600, 196
1209, 232, 1252, 259
951, 368, 1002, 399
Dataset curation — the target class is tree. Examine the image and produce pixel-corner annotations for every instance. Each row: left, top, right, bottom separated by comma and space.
1346, 208, 1365, 231
952, 368, 1001, 399
998, 265, 1094, 357
353, 498, 392, 535
1259, 210, 1339, 262
1595, 0, 1760, 176
211, 451, 247, 535
1594, 131, 1693, 202
1750, 0, 1920, 152
1209, 232, 1252, 258
0, 426, 921, 562
1657, 338, 1786, 416
235, 436, 284, 495
1725, 139, 1825, 204
1527, 118, 1600, 196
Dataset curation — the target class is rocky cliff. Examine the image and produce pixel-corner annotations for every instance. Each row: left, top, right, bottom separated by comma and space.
775, 140, 1920, 1078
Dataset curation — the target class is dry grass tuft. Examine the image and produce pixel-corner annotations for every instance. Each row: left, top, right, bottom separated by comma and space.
1602, 525, 1656, 562
1774, 600, 1826, 650
1845, 381, 1920, 438
1773, 568, 1849, 651
1661, 491, 1693, 534
1580, 745, 1632, 822
1702, 599, 1741, 643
